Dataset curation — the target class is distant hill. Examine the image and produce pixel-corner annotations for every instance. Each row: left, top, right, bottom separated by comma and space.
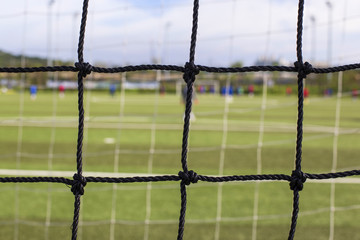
0, 50, 72, 67
0, 50, 76, 85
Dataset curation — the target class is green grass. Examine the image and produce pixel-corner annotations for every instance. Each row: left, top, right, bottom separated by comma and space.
1, 91, 360, 239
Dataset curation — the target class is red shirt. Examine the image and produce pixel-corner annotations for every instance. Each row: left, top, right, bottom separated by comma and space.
303, 88, 309, 98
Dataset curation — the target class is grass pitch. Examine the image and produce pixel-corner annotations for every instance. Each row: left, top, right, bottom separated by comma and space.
0, 90, 360, 240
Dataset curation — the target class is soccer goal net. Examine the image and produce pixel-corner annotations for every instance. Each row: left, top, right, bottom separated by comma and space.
1, 0, 360, 240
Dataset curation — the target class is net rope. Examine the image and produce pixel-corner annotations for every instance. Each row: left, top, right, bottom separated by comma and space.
2, 0, 360, 239
77, 8, 97, 239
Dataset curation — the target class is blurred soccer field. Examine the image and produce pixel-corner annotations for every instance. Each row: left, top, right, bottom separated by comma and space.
0, 91, 360, 240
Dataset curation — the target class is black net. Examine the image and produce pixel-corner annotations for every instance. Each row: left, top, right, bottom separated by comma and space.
1, 0, 360, 239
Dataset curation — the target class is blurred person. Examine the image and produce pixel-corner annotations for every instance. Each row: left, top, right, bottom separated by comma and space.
30, 85, 37, 100
237, 86, 243, 96
160, 84, 165, 96
248, 84, 254, 97
304, 87, 309, 104
352, 89, 358, 101
109, 83, 116, 97
323, 88, 333, 97
286, 86, 292, 96
59, 84, 65, 98
221, 85, 234, 103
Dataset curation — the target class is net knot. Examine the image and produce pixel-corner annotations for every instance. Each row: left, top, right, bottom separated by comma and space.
178, 170, 199, 185
289, 170, 306, 191
71, 173, 87, 196
75, 62, 92, 78
294, 61, 312, 79
183, 62, 199, 83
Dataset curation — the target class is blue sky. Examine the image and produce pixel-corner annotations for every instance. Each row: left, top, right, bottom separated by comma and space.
1, 0, 360, 67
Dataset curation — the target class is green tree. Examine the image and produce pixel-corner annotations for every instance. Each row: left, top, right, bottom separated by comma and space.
230, 61, 243, 68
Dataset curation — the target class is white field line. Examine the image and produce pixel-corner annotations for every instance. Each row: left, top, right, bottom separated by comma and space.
329, 68, 344, 240
109, 72, 127, 240
1, 130, 356, 165
1, 204, 360, 227
252, 72, 268, 240
90, 97, 181, 106
195, 95, 332, 117
214, 74, 231, 240
1, 119, 359, 135
0, 132, 338, 160
0, 169, 166, 178
44, 84, 58, 240
143, 69, 161, 240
